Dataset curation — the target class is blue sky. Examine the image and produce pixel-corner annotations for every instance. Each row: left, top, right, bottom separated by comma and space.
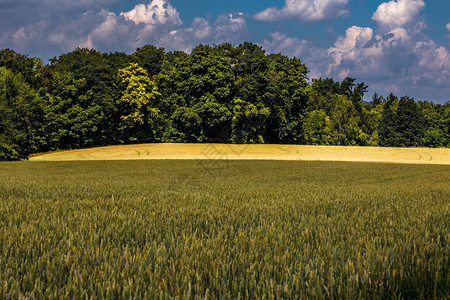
0, 0, 449, 103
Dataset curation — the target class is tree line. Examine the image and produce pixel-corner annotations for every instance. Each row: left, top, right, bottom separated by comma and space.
0, 44, 449, 160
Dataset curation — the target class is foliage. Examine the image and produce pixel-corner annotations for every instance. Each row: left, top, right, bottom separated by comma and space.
0, 44, 449, 159
47, 48, 119, 147
303, 110, 331, 145
395, 96, 424, 147
378, 94, 399, 147
117, 63, 161, 142
420, 101, 449, 147
0, 67, 44, 159
231, 98, 270, 144
0, 160, 448, 298
379, 95, 426, 147
0, 48, 42, 88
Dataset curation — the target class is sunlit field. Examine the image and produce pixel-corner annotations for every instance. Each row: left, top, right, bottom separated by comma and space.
30, 143, 450, 165
1, 159, 449, 298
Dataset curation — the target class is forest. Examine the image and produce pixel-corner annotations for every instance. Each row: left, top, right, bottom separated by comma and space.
0, 44, 449, 160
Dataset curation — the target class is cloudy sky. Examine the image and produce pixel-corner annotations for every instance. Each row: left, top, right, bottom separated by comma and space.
1, 0, 449, 103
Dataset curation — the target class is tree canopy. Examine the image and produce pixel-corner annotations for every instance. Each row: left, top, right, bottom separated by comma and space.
0, 45, 448, 160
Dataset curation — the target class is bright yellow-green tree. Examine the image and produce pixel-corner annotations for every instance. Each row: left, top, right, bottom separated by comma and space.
303, 109, 332, 145
117, 63, 161, 142
231, 98, 270, 144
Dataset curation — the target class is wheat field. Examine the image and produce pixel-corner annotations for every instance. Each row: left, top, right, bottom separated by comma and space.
30, 143, 450, 164
1, 160, 449, 298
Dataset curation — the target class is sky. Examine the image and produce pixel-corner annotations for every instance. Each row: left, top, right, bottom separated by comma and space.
0, 0, 449, 103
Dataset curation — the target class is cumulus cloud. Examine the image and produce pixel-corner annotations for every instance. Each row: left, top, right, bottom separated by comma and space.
324, 8, 450, 98
260, 0, 450, 100
254, 0, 349, 22
372, 0, 425, 31
0, 0, 249, 56
253, 0, 349, 22
120, 0, 181, 26
158, 12, 248, 52
326, 26, 415, 80
214, 12, 248, 43
324, 0, 447, 91
158, 17, 212, 52
261, 32, 332, 79
0, 0, 186, 55
261, 32, 310, 58
447, 22, 450, 32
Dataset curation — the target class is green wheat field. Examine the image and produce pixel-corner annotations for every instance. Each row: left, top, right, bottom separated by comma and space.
1, 159, 449, 298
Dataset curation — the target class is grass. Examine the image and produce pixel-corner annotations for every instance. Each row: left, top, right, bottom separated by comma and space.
29, 143, 450, 165
0, 159, 449, 298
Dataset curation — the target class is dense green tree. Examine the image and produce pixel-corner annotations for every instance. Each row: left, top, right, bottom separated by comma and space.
307, 78, 369, 146
371, 93, 385, 107
165, 106, 201, 142
43, 71, 103, 149
264, 54, 309, 143
233, 43, 269, 104
104, 51, 134, 73
378, 94, 399, 147
361, 101, 383, 146
193, 93, 232, 142
157, 51, 192, 115
396, 96, 424, 147
189, 44, 234, 104
0, 48, 42, 87
419, 101, 447, 147
303, 110, 332, 145
328, 94, 365, 146
0, 67, 44, 159
231, 98, 270, 144
132, 45, 165, 77
48, 48, 119, 145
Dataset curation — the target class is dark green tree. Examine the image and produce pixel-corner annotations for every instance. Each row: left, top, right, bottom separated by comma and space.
132, 45, 165, 77
378, 94, 399, 147
0, 48, 43, 88
263, 54, 309, 144
396, 96, 424, 147
0, 67, 44, 160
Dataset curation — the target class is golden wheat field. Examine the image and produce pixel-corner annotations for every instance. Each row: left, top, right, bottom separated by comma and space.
30, 143, 450, 164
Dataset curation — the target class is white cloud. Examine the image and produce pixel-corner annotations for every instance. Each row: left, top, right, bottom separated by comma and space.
254, 0, 349, 22
261, 32, 310, 58
158, 12, 248, 52
324, 21, 450, 98
260, 32, 332, 79
47, 0, 185, 53
120, 0, 181, 26
326, 26, 416, 79
329, 26, 374, 67
0, 0, 249, 56
214, 12, 248, 42
447, 22, 450, 32
262, 1, 450, 101
412, 41, 450, 86
12, 27, 26, 44
372, 0, 425, 31
191, 18, 212, 40
158, 17, 211, 52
